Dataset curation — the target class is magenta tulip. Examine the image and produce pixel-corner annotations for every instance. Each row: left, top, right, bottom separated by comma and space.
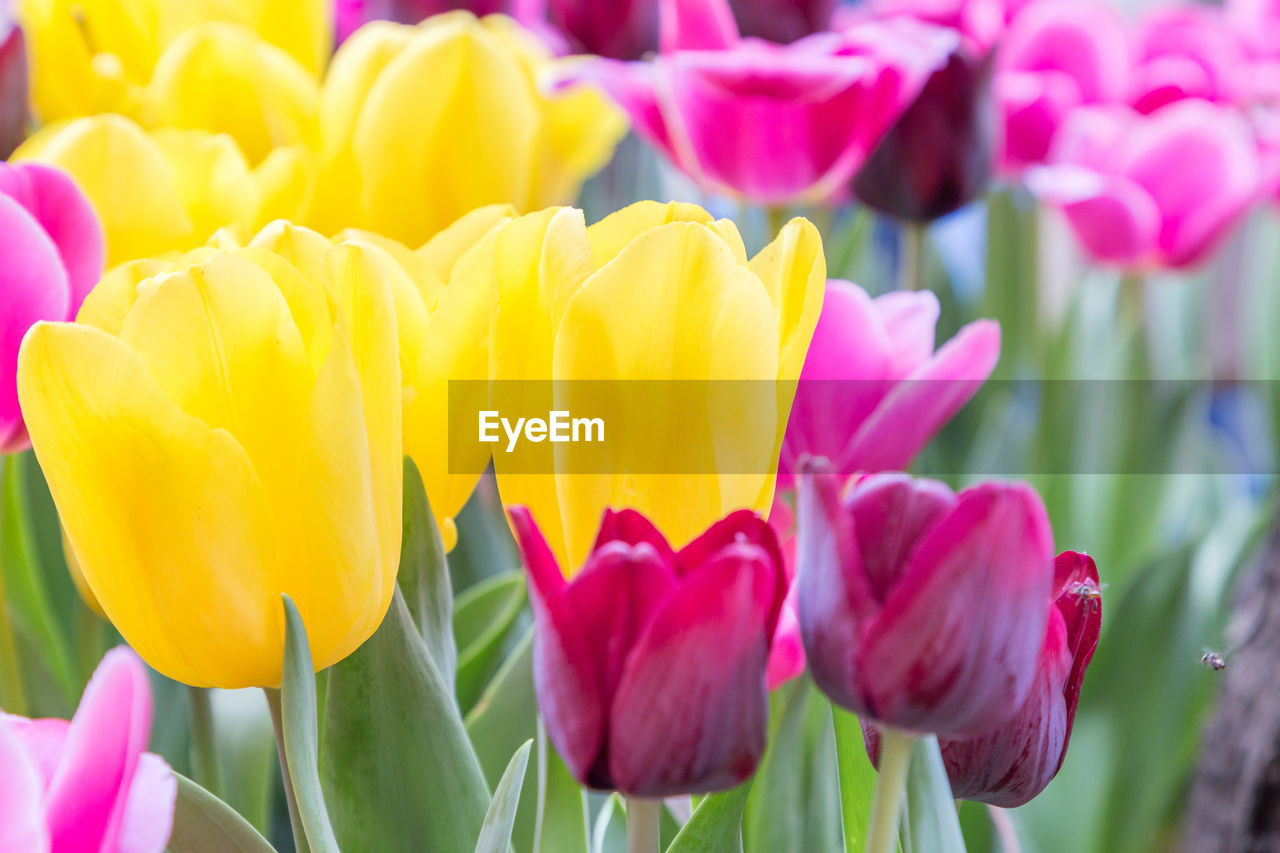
0, 2, 26, 158
995, 0, 1129, 173
1128, 6, 1249, 115
765, 496, 804, 690
569, 0, 955, 205
0, 647, 176, 853
0, 163, 105, 452
543, 0, 657, 59
1228, 0, 1280, 62
779, 280, 1000, 485
728, 0, 836, 44
511, 505, 788, 796
796, 465, 1055, 735
1028, 99, 1261, 271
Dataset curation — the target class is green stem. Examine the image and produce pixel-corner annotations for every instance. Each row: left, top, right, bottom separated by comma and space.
188, 686, 221, 798
865, 727, 914, 853
0, 564, 26, 715
626, 796, 661, 853
265, 687, 311, 853
899, 222, 926, 292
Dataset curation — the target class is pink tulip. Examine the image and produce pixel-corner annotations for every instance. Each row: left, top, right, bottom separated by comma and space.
1228, 0, 1280, 61
0, 1, 26, 158
727, 0, 837, 44
765, 496, 804, 690
1128, 6, 1249, 115
1027, 99, 1261, 271
796, 465, 1055, 735
0, 162, 105, 452
542, 0, 657, 59
0, 647, 176, 853
779, 280, 1000, 485
568, 0, 956, 205
995, 0, 1130, 173
511, 505, 788, 796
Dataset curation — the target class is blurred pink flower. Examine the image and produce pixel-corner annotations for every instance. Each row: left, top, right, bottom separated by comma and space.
765, 496, 804, 689
569, 0, 956, 205
728, 0, 837, 44
995, 0, 1129, 173
0, 0, 26, 158
0, 647, 176, 853
840, 0, 1006, 54
1028, 99, 1261, 271
1128, 6, 1249, 115
0, 162, 104, 452
1226, 0, 1280, 62
779, 280, 1000, 485
542, 0, 657, 59
797, 467, 1055, 735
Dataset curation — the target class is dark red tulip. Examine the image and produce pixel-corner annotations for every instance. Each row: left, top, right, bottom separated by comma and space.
545, 0, 658, 60
852, 44, 997, 222
864, 551, 1101, 806
0, 14, 28, 159
797, 464, 1055, 736
728, 0, 837, 43
511, 506, 788, 796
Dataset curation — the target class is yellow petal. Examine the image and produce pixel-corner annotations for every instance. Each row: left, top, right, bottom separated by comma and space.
18, 322, 281, 688
144, 22, 320, 165
248, 220, 333, 288
76, 258, 178, 335
151, 128, 261, 247
530, 83, 627, 208
415, 203, 515, 291
748, 217, 827, 382
585, 201, 716, 269
14, 115, 193, 266
160, 0, 332, 76
253, 146, 317, 229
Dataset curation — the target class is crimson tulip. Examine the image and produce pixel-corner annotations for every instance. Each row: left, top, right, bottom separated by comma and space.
543, 0, 657, 59
510, 505, 788, 796
797, 464, 1055, 736
728, 0, 836, 44
0, 5, 26, 158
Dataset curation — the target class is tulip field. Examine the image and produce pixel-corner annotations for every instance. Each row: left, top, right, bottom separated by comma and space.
2, 0, 1279, 851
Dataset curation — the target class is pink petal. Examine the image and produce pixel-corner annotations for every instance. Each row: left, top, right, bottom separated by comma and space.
872, 289, 940, 378
845, 472, 957, 602
0, 716, 49, 853
593, 508, 677, 567
999, 0, 1130, 103
996, 70, 1081, 171
765, 584, 805, 690
839, 319, 1000, 474
44, 647, 153, 853
676, 509, 787, 632
1029, 166, 1162, 268
115, 753, 177, 853
0, 163, 105, 310
659, 0, 739, 52
607, 544, 777, 796
562, 59, 679, 161
861, 481, 1055, 735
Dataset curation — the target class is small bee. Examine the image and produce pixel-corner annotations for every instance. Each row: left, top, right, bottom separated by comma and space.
1200, 650, 1227, 672
1068, 581, 1103, 612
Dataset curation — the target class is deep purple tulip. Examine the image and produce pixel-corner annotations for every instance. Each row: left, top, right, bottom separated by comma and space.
797, 464, 1055, 736
0, 5, 27, 159
544, 0, 657, 59
728, 0, 837, 44
511, 505, 788, 796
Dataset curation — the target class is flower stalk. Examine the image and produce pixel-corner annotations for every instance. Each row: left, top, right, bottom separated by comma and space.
865, 727, 914, 853
627, 797, 662, 853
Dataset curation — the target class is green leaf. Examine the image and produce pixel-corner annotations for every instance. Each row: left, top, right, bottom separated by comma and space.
743, 680, 809, 853
321, 585, 491, 853
454, 571, 527, 714
476, 740, 533, 853
169, 772, 277, 853
211, 689, 279, 836
533, 718, 590, 853
666, 784, 750, 853
832, 706, 877, 853
280, 594, 341, 853
592, 794, 628, 853
398, 457, 457, 689
899, 737, 965, 853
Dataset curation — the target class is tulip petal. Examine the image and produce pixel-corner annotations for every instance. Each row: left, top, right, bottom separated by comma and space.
845, 473, 957, 602
0, 717, 49, 853
677, 509, 787, 633
593, 508, 678, 565
116, 753, 177, 853
18, 323, 280, 687
840, 319, 1000, 474
872, 289, 939, 378
748, 217, 826, 383
659, 0, 740, 52
43, 647, 151, 852
416, 203, 515, 288
150, 129, 262, 248
863, 481, 1054, 734
608, 546, 774, 796
585, 200, 715, 268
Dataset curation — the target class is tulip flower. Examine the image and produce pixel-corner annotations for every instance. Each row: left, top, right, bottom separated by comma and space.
1228, 0, 1280, 62
0, 7, 27, 158
571, 0, 955, 206
934, 551, 1101, 806
0, 647, 176, 853
308, 12, 625, 246
511, 505, 788, 796
994, 0, 1130, 173
1027, 100, 1261, 271
797, 466, 1055, 735
0, 162, 104, 453
542, 0, 657, 59
18, 242, 403, 688
18, 0, 330, 124
728, 0, 835, 44
13, 114, 313, 266
237, 208, 514, 550
1129, 6, 1248, 115
779, 280, 999, 485
476, 201, 825, 571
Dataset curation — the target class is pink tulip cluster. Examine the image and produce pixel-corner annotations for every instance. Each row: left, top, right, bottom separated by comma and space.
0, 163, 105, 452
0, 0, 25, 157
0, 648, 176, 853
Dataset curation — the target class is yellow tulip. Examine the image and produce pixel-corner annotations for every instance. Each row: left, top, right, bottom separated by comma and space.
476, 201, 826, 571
308, 12, 626, 246
13, 114, 313, 266
17, 243, 402, 688
235, 206, 515, 550
19, 0, 330, 123
142, 22, 321, 165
